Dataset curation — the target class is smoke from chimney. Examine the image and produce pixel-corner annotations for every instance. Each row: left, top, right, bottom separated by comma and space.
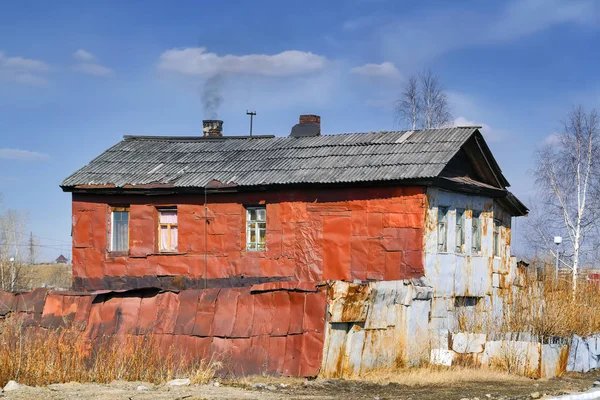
201, 73, 223, 119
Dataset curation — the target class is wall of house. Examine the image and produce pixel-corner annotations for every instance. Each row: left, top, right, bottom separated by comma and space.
424, 187, 517, 349
0, 283, 328, 377
71, 186, 427, 291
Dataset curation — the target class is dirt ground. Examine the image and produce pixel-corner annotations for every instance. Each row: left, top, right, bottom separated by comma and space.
2, 370, 600, 400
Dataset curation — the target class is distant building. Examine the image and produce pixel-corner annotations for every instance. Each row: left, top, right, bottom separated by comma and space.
55, 254, 68, 264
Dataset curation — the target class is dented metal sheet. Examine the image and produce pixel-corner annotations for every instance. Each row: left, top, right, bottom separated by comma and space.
0, 285, 328, 378
321, 279, 434, 378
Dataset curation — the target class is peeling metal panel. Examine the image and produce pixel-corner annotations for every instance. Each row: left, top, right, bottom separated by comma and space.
321, 279, 433, 378
1, 284, 328, 378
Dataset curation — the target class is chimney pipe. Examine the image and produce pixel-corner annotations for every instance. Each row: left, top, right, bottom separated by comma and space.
290, 114, 321, 137
203, 120, 223, 137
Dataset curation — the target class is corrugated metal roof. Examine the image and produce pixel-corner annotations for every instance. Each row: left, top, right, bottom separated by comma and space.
61, 127, 480, 189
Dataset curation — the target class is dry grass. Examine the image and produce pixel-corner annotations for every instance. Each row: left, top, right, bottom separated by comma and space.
501, 267, 600, 340
0, 315, 220, 387
354, 366, 529, 386
16, 263, 72, 291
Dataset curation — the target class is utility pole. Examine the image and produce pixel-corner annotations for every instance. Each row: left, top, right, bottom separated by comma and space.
554, 236, 562, 281
29, 231, 34, 265
246, 110, 256, 137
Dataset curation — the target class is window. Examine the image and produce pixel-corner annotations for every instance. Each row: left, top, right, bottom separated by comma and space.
455, 209, 465, 253
493, 219, 502, 257
158, 209, 178, 252
472, 211, 481, 254
246, 206, 266, 251
111, 207, 129, 252
437, 206, 448, 252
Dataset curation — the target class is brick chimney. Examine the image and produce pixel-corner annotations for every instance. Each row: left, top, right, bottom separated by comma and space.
290, 114, 321, 137
299, 114, 320, 129
203, 120, 223, 137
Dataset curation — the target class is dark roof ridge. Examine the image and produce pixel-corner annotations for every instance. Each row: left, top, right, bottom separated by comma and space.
122, 126, 481, 142
123, 135, 276, 141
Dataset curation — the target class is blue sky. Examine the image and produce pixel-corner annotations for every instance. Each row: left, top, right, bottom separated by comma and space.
1, 0, 599, 261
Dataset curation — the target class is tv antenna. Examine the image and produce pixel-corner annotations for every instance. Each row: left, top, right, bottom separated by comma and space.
246, 110, 256, 137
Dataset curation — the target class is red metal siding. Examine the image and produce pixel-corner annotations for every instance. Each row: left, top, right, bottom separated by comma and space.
72, 186, 427, 290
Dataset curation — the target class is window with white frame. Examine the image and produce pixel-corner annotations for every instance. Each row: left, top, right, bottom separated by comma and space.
455, 208, 466, 253
437, 206, 449, 252
472, 211, 482, 254
158, 208, 178, 252
493, 219, 502, 257
111, 207, 129, 252
246, 206, 266, 251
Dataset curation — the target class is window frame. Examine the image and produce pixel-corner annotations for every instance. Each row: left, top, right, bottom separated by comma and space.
493, 218, 502, 258
246, 206, 266, 252
471, 211, 482, 254
110, 206, 129, 253
455, 208, 466, 254
437, 206, 449, 253
157, 207, 178, 253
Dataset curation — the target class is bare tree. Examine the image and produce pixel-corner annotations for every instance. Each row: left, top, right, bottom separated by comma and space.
0, 199, 29, 292
396, 69, 453, 130
396, 76, 420, 130
533, 106, 600, 290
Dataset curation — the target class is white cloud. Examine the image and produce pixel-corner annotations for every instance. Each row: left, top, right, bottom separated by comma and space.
157, 47, 327, 77
542, 133, 562, 146
0, 148, 48, 161
73, 63, 114, 77
351, 61, 401, 80
73, 49, 96, 62
454, 116, 498, 140
0, 50, 49, 86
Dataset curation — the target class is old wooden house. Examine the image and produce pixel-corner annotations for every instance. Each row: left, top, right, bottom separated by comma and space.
50, 115, 527, 375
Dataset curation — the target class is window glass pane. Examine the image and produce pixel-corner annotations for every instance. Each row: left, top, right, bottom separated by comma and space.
472, 212, 481, 253
437, 207, 448, 252
494, 219, 501, 257
159, 225, 169, 251
159, 210, 177, 224
257, 209, 266, 221
246, 206, 267, 251
456, 209, 465, 253
171, 226, 178, 251
112, 211, 129, 251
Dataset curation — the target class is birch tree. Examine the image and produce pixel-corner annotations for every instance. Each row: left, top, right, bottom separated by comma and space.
396, 69, 452, 130
0, 198, 29, 292
533, 106, 600, 290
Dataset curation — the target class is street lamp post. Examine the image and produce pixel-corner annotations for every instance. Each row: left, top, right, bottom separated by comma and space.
554, 236, 562, 281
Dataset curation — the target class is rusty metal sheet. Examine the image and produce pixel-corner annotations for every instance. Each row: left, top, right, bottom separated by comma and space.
115, 296, 142, 334
192, 288, 220, 337
213, 289, 240, 337
321, 322, 348, 378
249, 335, 270, 373
0, 290, 16, 316
173, 290, 201, 335
229, 338, 255, 375
251, 292, 274, 336
300, 330, 325, 377
303, 290, 327, 332
267, 335, 287, 374
272, 291, 291, 336
288, 292, 305, 335
16, 288, 48, 314
154, 292, 180, 334
327, 281, 370, 323
230, 288, 254, 338
283, 334, 303, 376
136, 292, 160, 334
